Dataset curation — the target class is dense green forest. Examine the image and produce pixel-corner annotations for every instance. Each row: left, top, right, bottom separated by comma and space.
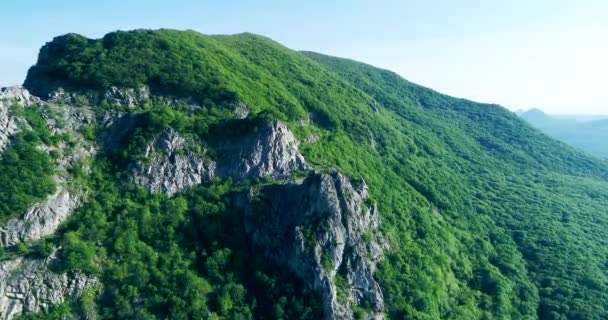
7, 29, 608, 319
519, 108, 608, 157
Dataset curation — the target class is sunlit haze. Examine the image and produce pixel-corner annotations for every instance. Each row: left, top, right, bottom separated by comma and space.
1, 0, 606, 114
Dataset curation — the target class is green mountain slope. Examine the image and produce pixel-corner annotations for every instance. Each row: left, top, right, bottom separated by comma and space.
519, 108, 608, 157
5, 29, 608, 320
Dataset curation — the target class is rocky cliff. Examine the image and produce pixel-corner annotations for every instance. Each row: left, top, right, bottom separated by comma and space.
214, 120, 308, 180
0, 190, 76, 247
242, 171, 387, 320
0, 252, 94, 319
1, 84, 385, 319
0, 87, 94, 247
0, 87, 95, 319
131, 120, 308, 194
130, 127, 216, 195
0, 87, 33, 154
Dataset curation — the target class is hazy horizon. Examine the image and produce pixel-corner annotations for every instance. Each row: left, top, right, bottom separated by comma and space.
1, 0, 606, 115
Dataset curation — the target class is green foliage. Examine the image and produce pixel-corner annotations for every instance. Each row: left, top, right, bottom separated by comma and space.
321, 253, 333, 272
54, 158, 320, 319
17, 303, 72, 320
305, 52, 608, 319
17, 30, 608, 320
60, 231, 101, 274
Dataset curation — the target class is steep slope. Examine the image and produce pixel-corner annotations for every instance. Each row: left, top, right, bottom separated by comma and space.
304, 52, 608, 319
519, 108, 608, 157
0, 29, 606, 320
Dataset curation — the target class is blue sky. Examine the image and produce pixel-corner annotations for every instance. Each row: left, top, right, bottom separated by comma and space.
1, 0, 606, 114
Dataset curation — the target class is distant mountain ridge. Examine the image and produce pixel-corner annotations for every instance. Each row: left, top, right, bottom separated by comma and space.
519, 108, 608, 157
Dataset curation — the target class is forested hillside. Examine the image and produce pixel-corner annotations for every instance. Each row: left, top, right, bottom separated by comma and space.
1, 29, 607, 320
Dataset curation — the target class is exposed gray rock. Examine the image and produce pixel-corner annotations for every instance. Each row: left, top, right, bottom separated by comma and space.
104, 86, 150, 107
98, 110, 139, 152
0, 88, 94, 248
216, 120, 308, 180
131, 128, 215, 195
0, 86, 39, 154
306, 134, 321, 144
0, 102, 17, 154
297, 115, 311, 127
242, 171, 387, 320
131, 120, 307, 194
47, 86, 150, 107
0, 253, 94, 320
42, 104, 94, 136
232, 101, 250, 119
0, 86, 37, 105
0, 189, 76, 247
47, 86, 199, 110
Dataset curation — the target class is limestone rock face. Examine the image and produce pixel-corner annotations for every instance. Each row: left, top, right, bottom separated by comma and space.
0, 253, 94, 320
0, 102, 17, 154
130, 128, 216, 195
216, 120, 308, 180
46, 86, 150, 107
0, 86, 37, 105
243, 171, 387, 320
0, 87, 94, 248
131, 120, 307, 194
0, 86, 38, 154
0, 189, 76, 247
103, 86, 150, 107
43, 86, 200, 111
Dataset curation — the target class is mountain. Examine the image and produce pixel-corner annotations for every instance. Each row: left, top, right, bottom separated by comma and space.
519, 108, 608, 157
1, 29, 608, 320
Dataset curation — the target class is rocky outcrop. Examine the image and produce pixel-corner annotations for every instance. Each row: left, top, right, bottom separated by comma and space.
103, 86, 150, 107
0, 253, 94, 320
0, 189, 76, 247
0, 102, 17, 154
0, 86, 37, 105
131, 128, 215, 195
0, 88, 94, 247
0, 86, 38, 154
45, 86, 151, 107
242, 171, 387, 320
306, 134, 321, 144
131, 120, 307, 194
216, 120, 308, 180
43, 86, 200, 111
0, 87, 96, 319
232, 101, 250, 119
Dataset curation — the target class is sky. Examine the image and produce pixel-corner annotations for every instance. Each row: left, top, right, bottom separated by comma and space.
1, 0, 606, 114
